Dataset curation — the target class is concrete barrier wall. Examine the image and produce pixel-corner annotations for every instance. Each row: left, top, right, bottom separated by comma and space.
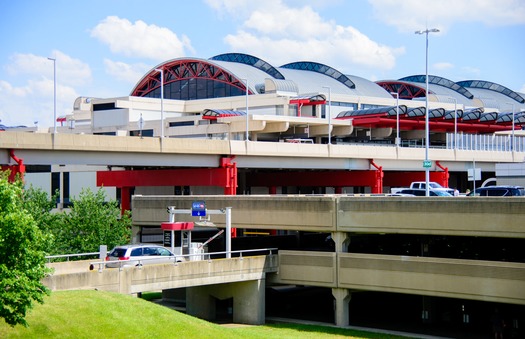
132, 195, 337, 231
43, 255, 278, 294
337, 196, 525, 238
133, 195, 525, 238
270, 250, 525, 305
338, 253, 525, 305
270, 250, 337, 287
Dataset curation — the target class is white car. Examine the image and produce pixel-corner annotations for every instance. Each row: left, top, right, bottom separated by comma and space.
105, 244, 182, 268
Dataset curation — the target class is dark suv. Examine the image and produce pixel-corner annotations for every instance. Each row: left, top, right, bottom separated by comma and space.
467, 186, 525, 197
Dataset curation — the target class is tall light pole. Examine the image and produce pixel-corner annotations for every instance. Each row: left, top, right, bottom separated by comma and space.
451, 97, 457, 150
243, 79, 249, 141
48, 57, 57, 134
322, 86, 332, 144
508, 103, 515, 151
415, 28, 439, 197
390, 92, 400, 145
155, 68, 164, 138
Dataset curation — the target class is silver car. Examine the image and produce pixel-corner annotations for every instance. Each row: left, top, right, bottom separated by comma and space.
105, 244, 182, 268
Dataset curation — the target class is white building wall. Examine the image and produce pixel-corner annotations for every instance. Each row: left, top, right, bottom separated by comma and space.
24, 173, 51, 195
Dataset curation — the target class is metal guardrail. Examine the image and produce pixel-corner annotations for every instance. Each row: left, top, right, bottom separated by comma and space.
88, 247, 278, 272
45, 252, 101, 263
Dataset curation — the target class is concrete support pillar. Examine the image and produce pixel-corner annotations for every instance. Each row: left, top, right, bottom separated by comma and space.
186, 286, 216, 320
332, 288, 351, 327
186, 278, 266, 325
331, 231, 350, 253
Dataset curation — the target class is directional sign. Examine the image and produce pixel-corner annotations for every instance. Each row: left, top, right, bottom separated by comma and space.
423, 160, 432, 168
191, 200, 206, 217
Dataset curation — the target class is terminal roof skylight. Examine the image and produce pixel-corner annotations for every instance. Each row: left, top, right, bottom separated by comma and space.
210, 53, 285, 80
280, 62, 356, 89
400, 75, 474, 99
457, 80, 525, 104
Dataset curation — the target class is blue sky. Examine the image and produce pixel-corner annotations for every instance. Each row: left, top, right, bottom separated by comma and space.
1, 0, 524, 128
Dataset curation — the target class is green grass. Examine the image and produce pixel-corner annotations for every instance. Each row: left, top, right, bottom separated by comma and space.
0, 290, 408, 339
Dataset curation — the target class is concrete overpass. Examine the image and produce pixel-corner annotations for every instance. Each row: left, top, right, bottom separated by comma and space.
1, 131, 523, 171
44, 195, 525, 327
132, 195, 525, 326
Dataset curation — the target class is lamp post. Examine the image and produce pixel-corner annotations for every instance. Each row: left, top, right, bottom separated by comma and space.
243, 79, 249, 141
508, 103, 515, 151
155, 68, 164, 138
48, 57, 57, 134
322, 86, 332, 144
390, 92, 400, 145
450, 97, 457, 150
415, 28, 439, 197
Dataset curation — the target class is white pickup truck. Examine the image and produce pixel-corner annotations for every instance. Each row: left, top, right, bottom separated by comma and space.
391, 181, 455, 195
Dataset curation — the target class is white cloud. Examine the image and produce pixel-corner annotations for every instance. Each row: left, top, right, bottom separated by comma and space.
6, 50, 92, 87
90, 16, 195, 61
204, 0, 259, 18
0, 51, 82, 128
368, 0, 525, 32
103, 59, 151, 85
219, 1, 403, 73
520, 85, 525, 94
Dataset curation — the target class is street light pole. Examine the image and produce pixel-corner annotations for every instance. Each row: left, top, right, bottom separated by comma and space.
155, 68, 164, 138
48, 57, 57, 134
244, 79, 249, 141
511, 103, 515, 152
415, 28, 439, 197
390, 92, 400, 146
322, 86, 331, 144
451, 97, 457, 150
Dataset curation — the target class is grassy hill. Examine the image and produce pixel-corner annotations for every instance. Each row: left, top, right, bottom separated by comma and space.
0, 290, 406, 338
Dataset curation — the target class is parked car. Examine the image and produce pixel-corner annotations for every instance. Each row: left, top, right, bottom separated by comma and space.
467, 186, 525, 197
398, 189, 453, 197
105, 244, 182, 268
391, 181, 455, 195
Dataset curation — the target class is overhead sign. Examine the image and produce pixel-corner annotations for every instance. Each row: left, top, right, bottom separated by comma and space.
191, 200, 206, 217
423, 160, 432, 168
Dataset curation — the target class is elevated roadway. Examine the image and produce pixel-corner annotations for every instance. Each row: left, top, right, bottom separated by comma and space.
1, 131, 523, 171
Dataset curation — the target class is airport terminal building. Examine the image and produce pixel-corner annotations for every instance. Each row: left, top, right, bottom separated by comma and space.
3, 53, 525, 336
28, 52, 523, 200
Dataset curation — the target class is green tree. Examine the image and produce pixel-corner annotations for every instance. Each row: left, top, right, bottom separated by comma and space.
52, 188, 131, 254
21, 186, 59, 254
0, 175, 51, 327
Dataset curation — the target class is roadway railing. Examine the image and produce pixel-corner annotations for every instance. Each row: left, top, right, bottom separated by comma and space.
446, 132, 524, 152
45, 251, 101, 263
88, 247, 279, 272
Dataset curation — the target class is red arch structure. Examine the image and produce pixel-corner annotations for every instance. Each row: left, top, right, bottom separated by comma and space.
376, 81, 427, 100
131, 59, 253, 97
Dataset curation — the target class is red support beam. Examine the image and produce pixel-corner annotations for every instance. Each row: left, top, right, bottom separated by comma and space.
98, 157, 238, 214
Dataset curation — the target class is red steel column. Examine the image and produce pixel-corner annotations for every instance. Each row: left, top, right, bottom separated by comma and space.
120, 187, 131, 215
370, 160, 384, 194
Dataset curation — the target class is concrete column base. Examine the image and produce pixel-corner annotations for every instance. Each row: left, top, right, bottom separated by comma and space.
332, 288, 351, 327
186, 278, 266, 325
